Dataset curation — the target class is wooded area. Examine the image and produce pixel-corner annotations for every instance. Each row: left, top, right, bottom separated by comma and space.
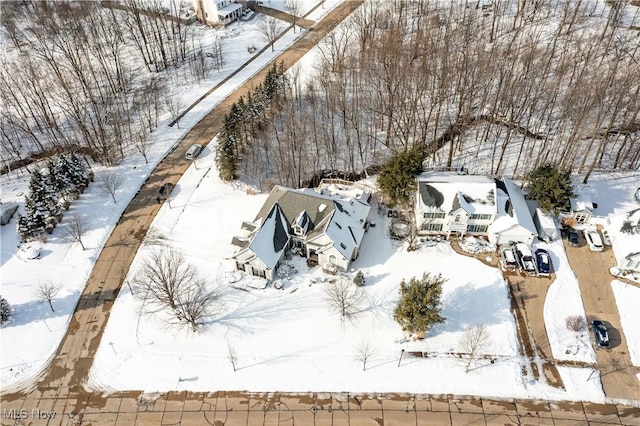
2, 1, 639, 187
224, 1, 640, 188
0, 0, 224, 169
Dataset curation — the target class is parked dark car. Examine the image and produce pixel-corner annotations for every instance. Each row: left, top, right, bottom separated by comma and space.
591, 320, 610, 348
157, 182, 174, 203
568, 229, 580, 247
535, 248, 552, 276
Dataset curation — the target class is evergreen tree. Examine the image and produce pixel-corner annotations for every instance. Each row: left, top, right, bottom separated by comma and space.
378, 148, 424, 207
65, 153, 89, 190
30, 169, 61, 217
527, 163, 573, 214
0, 296, 11, 324
353, 270, 365, 287
18, 196, 48, 242
393, 273, 446, 334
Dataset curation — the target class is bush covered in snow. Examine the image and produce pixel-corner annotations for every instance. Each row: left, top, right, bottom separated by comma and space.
0, 296, 12, 324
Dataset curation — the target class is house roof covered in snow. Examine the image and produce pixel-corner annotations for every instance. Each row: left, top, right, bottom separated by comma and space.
242, 203, 291, 270
499, 177, 537, 235
569, 194, 594, 212
416, 172, 497, 215
244, 185, 370, 265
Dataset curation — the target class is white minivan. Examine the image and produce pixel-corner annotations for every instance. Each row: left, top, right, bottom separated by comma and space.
185, 144, 203, 160
585, 229, 603, 252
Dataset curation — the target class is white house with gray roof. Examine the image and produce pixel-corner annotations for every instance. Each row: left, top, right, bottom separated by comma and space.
232, 184, 371, 280
415, 172, 498, 238
415, 172, 538, 245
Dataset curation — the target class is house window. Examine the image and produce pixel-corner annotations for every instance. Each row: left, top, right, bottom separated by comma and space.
421, 223, 443, 232
575, 213, 588, 223
455, 214, 461, 223
340, 242, 347, 250
467, 224, 488, 233
423, 212, 446, 219
470, 214, 492, 221
329, 255, 337, 264
236, 262, 245, 271
253, 268, 266, 279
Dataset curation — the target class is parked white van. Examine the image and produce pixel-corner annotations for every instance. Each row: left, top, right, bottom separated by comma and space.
185, 144, 203, 160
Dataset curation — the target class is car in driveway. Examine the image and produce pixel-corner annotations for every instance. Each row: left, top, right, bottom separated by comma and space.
585, 229, 603, 252
501, 246, 518, 271
567, 229, 580, 247
535, 248, 552, 276
591, 320, 610, 348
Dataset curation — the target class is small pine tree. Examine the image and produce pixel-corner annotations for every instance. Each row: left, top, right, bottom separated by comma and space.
28, 169, 61, 219
378, 148, 424, 207
353, 270, 365, 287
393, 273, 446, 334
0, 296, 11, 324
18, 196, 48, 242
527, 163, 573, 214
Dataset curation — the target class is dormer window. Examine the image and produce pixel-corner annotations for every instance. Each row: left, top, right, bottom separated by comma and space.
294, 225, 303, 236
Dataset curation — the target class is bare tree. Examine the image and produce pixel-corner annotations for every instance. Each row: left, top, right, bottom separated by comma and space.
63, 214, 89, 250
565, 315, 587, 332
227, 341, 238, 372
133, 132, 151, 164
256, 16, 285, 52
166, 96, 183, 128
324, 279, 365, 321
35, 282, 62, 312
133, 248, 221, 331
285, 0, 303, 32
354, 341, 377, 371
174, 278, 221, 332
97, 172, 124, 204
459, 324, 490, 373
133, 247, 196, 313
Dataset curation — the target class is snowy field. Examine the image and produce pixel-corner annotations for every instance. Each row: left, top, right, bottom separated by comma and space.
0, 0, 343, 391
611, 281, 640, 367
87, 144, 604, 403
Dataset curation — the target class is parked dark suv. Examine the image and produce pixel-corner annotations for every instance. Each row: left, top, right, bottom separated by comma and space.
157, 182, 174, 203
567, 229, 580, 247
591, 320, 610, 348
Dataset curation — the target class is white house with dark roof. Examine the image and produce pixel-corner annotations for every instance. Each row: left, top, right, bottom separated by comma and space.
232, 184, 371, 280
415, 172, 539, 246
415, 172, 497, 238
192, 0, 243, 26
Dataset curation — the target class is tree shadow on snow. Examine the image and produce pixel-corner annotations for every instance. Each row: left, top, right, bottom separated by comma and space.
429, 282, 510, 336
2, 290, 81, 329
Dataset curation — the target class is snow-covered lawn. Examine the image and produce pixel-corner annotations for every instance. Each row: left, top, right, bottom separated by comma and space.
87, 145, 605, 403
542, 240, 596, 364
0, 0, 343, 392
611, 280, 640, 367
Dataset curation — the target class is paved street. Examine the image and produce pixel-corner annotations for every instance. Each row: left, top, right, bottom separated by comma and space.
2, 390, 639, 425
563, 236, 640, 401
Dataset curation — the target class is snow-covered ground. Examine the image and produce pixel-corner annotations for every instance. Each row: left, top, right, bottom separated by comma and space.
0, 0, 343, 391
1, 0, 636, 404
85, 143, 604, 403
611, 281, 640, 367
541, 240, 596, 364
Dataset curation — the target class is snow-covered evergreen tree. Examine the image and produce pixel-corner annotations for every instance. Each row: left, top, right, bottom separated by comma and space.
29, 169, 61, 219
65, 153, 88, 190
0, 296, 11, 324
353, 270, 365, 287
